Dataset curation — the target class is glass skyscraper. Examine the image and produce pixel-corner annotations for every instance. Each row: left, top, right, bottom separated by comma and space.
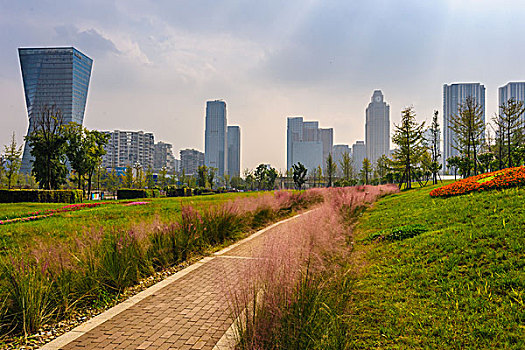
442, 83, 485, 172
205, 100, 227, 177
18, 47, 93, 173
227, 125, 241, 178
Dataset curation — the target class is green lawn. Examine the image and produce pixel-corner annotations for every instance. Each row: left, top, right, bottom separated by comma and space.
348, 184, 525, 348
0, 192, 262, 249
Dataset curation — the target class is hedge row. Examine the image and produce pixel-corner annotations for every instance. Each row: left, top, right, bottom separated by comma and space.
0, 190, 83, 203
117, 189, 161, 200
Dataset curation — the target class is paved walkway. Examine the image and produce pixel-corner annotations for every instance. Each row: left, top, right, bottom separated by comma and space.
41, 212, 309, 350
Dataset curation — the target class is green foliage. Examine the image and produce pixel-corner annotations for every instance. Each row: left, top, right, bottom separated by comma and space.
367, 223, 428, 242
3, 132, 23, 190
292, 162, 307, 190
116, 189, 159, 200
325, 153, 336, 187
360, 158, 373, 185
26, 105, 68, 190
0, 189, 82, 203
254, 164, 278, 190
391, 106, 426, 189
493, 97, 525, 169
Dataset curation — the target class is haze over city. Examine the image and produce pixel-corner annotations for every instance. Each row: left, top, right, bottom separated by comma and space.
1, 0, 525, 170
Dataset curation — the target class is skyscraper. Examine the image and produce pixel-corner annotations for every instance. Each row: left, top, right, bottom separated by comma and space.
352, 141, 366, 173
499, 82, 525, 124
205, 100, 227, 177
443, 83, 486, 171
365, 90, 390, 165
286, 117, 332, 172
180, 149, 204, 176
18, 47, 93, 173
227, 126, 241, 178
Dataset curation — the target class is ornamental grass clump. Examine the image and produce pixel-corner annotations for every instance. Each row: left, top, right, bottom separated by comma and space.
232, 185, 399, 349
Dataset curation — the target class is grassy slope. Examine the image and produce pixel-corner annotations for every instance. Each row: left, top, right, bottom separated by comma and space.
349, 184, 525, 349
0, 192, 261, 249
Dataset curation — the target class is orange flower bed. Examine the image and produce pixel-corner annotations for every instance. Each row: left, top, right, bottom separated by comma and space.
429, 166, 525, 197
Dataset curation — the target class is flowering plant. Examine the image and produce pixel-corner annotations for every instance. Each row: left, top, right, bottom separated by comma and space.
429, 166, 525, 197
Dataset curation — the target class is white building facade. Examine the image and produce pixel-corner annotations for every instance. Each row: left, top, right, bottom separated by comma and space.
365, 90, 390, 165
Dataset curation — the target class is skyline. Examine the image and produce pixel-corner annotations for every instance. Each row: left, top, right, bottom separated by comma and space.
2, 1, 525, 171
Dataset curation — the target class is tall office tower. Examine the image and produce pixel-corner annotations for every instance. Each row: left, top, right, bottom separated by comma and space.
18, 47, 93, 173
365, 90, 390, 166
227, 126, 241, 178
443, 83, 486, 171
205, 100, 227, 177
287, 117, 331, 172
154, 141, 176, 172
332, 144, 351, 177
499, 82, 525, 124
352, 141, 366, 173
180, 149, 204, 176
320, 128, 334, 165
101, 130, 155, 169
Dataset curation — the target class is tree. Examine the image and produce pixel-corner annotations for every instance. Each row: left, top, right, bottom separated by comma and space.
25, 105, 68, 190
266, 167, 278, 190
450, 96, 485, 176
375, 155, 390, 184
391, 106, 426, 189
133, 163, 144, 188
360, 158, 372, 185
446, 156, 462, 180
125, 166, 134, 188
158, 167, 168, 188
493, 98, 525, 168
3, 132, 23, 189
146, 166, 155, 188
339, 151, 353, 183
325, 153, 336, 187
208, 168, 216, 189
428, 110, 442, 184
292, 162, 307, 190
197, 165, 208, 187
254, 164, 267, 190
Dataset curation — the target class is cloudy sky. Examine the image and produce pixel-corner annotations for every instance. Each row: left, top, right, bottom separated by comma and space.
1, 0, 525, 171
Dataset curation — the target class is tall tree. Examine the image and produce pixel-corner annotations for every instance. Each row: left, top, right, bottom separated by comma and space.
391, 106, 426, 189
25, 105, 68, 190
266, 166, 278, 190
159, 167, 168, 188
197, 165, 208, 187
493, 97, 525, 168
360, 158, 372, 185
428, 110, 442, 184
339, 151, 353, 183
125, 166, 134, 188
3, 132, 23, 189
325, 153, 337, 187
450, 96, 485, 176
254, 164, 267, 190
375, 155, 390, 184
292, 162, 307, 190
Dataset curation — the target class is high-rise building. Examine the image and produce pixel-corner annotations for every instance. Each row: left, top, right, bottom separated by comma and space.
499, 82, 525, 125
443, 83, 486, 171
227, 126, 241, 178
286, 117, 333, 172
352, 141, 366, 173
365, 90, 390, 165
205, 100, 227, 177
180, 149, 204, 176
154, 141, 176, 172
101, 130, 155, 169
18, 47, 93, 173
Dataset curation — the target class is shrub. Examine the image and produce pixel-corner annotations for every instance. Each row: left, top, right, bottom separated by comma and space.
117, 189, 160, 200
367, 224, 428, 242
0, 189, 82, 203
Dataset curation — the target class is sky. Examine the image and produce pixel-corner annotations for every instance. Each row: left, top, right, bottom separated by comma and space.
1, 0, 525, 172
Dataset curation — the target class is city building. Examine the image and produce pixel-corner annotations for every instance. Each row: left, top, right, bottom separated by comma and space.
365, 90, 390, 165
443, 83, 486, 172
227, 126, 241, 178
205, 100, 227, 177
18, 47, 93, 173
286, 116, 333, 172
180, 149, 204, 176
153, 141, 176, 172
101, 130, 155, 169
499, 82, 525, 124
352, 141, 366, 173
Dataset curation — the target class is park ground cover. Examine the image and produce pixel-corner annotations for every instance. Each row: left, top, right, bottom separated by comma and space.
233, 183, 524, 349
0, 190, 323, 345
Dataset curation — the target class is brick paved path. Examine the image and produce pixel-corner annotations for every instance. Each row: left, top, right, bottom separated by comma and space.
42, 213, 308, 350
